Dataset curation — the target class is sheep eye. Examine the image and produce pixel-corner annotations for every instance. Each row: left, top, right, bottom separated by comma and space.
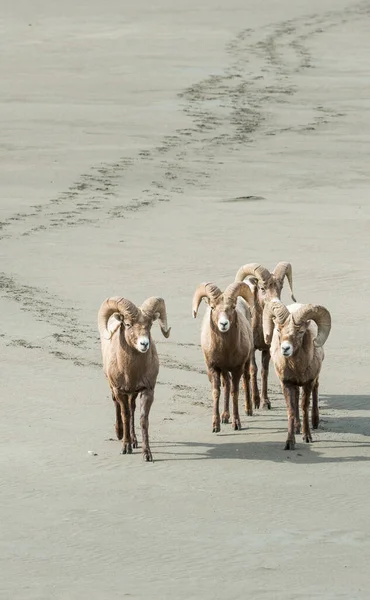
260, 287, 265, 293
124, 323, 131, 328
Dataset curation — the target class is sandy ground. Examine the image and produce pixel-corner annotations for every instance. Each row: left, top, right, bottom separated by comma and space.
1, 0, 370, 598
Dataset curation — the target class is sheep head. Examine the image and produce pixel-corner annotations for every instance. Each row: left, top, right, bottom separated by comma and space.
98, 296, 171, 353
192, 281, 254, 333
235, 262, 296, 305
263, 301, 331, 356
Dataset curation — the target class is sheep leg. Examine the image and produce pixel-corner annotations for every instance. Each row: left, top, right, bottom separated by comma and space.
129, 393, 139, 449
312, 379, 320, 430
282, 383, 298, 450
140, 390, 154, 462
221, 371, 231, 424
260, 349, 271, 409
209, 368, 221, 433
113, 392, 123, 440
301, 383, 313, 443
231, 369, 243, 431
243, 361, 253, 417
294, 388, 301, 434
249, 349, 260, 410
117, 394, 132, 455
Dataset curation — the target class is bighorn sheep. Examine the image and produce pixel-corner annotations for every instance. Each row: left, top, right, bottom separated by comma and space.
192, 282, 254, 432
98, 296, 171, 461
234, 262, 297, 410
263, 301, 331, 450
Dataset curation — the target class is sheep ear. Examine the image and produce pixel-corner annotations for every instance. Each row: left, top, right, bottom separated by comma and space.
107, 315, 122, 337
244, 279, 257, 294
247, 277, 258, 288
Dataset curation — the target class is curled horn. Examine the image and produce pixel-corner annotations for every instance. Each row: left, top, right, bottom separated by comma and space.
140, 297, 171, 338
263, 301, 290, 345
273, 262, 297, 302
192, 282, 222, 318
292, 304, 331, 347
98, 297, 140, 340
224, 281, 255, 308
234, 263, 271, 284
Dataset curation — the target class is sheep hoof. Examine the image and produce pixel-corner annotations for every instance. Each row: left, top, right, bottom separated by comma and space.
221, 412, 230, 424
245, 408, 253, 417
121, 443, 133, 455
284, 439, 295, 451
232, 420, 242, 431
212, 423, 221, 433
143, 449, 153, 462
295, 422, 301, 434
253, 397, 260, 410
312, 419, 319, 430
132, 437, 139, 449
303, 434, 312, 443
261, 399, 271, 410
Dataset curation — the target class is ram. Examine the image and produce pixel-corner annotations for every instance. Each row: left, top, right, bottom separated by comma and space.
192, 282, 254, 432
98, 296, 171, 461
235, 262, 296, 410
263, 301, 331, 450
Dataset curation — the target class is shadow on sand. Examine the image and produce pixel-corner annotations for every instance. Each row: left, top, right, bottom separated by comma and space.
322, 394, 370, 411
319, 394, 370, 437
148, 394, 370, 462
150, 435, 370, 465
107, 394, 370, 463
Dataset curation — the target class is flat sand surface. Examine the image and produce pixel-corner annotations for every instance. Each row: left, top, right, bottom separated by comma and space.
1, 1, 370, 598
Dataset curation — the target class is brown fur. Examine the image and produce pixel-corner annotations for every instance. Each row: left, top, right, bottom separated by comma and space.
98, 296, 170, 462
192, 283, 254, 433
264, 301, 331, 450
235, 262, 296, 410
